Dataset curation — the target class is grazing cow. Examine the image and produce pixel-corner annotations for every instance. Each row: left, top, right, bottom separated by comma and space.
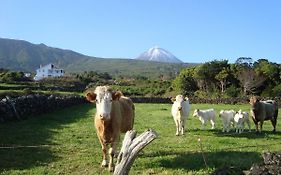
234, 110, 251, 133
249, 96, 278, 133
193, 109, 216, 130
86, 86, 135, 172
171, 95, 190, 136
219, 110, 235, 132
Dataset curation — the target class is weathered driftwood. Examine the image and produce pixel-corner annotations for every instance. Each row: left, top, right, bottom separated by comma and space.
113, 129, 157, 175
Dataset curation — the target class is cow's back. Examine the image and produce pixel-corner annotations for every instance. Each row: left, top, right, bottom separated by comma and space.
263, 101, 278, 120
119, 96, 135, 133
182, 101, 190, 118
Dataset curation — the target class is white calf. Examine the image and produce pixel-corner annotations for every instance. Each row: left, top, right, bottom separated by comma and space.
219, 110, 235, 132
193, 109, 216, 130
171, 95, 190, 135
234, 110, 251, 133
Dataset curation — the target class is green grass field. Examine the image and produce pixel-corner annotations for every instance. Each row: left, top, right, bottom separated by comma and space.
0, 103, 280, 175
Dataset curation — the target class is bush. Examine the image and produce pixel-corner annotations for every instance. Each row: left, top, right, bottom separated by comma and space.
225, 85, 240, 97
272, 84, 281, 97
194, 90, 208, 98
22, 88, 34, 95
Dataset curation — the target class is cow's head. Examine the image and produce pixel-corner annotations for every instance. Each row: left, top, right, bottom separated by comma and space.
172, 95, 188, 112
86, 86, 122, 121
193, 109, 199, 117
249, 96, 259, 110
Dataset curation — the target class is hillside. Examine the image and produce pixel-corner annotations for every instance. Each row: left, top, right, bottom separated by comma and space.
0, 38, 192, 78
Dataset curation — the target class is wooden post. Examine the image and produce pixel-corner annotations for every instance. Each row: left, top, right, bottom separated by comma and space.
113, 129, 157, 175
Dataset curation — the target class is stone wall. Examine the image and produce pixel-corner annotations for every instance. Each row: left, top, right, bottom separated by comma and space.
1, 95, 280, 123
0, 94, 87, 123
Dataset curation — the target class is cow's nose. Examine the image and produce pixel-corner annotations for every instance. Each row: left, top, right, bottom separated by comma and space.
100, 115, 104, 120
178, 107, 182, 111
100, 113, 109, 120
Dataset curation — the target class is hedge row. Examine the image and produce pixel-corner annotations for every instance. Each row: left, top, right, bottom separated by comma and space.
0, 94, 87, 123
131, 96, 281, 107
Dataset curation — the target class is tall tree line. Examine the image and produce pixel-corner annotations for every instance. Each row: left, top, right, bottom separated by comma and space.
172, 58, 281, 98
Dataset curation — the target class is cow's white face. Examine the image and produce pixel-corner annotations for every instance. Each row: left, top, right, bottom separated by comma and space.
193, 109, 199, 117
86, 86, 122, 121
174, 95, 184, 112
96, 91, 113, 121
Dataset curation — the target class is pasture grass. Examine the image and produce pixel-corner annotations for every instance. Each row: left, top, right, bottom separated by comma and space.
0, 103, 281, 175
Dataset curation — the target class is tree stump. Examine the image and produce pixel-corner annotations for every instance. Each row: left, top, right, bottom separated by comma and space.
113, 129, 157, 175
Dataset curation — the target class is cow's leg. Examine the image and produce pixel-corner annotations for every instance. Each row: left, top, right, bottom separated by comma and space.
108, 143, 117, 172
227, 123, 230, 132
180, 120, 184, 135
201, 121, 205, 130
210, 120, 215, 129
175, 120, 179, 136
271, 119, 276, 132
259, 121, 263, 133
252, 117, 259, 133
247, 120, 251, 132
101, 144, 108, 167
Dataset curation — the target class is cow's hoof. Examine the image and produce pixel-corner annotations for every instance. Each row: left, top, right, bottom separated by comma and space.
101, 160, 108, 167
109, 166, 114, 172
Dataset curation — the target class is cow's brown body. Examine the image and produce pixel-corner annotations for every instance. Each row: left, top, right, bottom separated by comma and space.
86, 86, 135, 171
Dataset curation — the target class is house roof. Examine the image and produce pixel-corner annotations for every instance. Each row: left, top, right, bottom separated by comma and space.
36, 63, 63, 71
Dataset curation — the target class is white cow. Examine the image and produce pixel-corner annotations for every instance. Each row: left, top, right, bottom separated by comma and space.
171, 95, 190, 136
193, 109, 216, 130
219, 110, 235, 132
234, 110, 251, 133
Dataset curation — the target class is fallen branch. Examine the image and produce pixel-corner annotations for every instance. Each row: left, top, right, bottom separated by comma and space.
114, 129, 157, 175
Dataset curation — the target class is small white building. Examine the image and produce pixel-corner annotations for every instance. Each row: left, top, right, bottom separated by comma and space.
34, 63, 65, 81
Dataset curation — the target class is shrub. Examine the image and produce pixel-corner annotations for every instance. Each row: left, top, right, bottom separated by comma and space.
225, 85, 240, 97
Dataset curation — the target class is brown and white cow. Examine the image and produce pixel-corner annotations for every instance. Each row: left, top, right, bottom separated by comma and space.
249, 96, 278, 133
86, 86, 135, 172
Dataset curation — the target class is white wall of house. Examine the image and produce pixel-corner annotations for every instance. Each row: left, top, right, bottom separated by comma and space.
34, 63, 64, 81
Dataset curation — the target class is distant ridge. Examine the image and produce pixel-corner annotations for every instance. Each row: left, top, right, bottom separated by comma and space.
135, 46, 183, 63
0, 38, 192, 78
0, 37, 90, 71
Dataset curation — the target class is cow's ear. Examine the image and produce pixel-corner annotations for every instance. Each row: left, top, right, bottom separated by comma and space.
184, 97, 189, 101
86, 92, 96, 103
255, 96, 260, 102
112, 91, 123, 100
171, 97, 176, 102
249, 96, 255, 104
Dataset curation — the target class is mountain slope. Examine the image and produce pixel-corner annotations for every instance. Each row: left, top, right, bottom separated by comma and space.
0, 38, 91, 71
0, 38, 192, 78
135, 46, 183, 63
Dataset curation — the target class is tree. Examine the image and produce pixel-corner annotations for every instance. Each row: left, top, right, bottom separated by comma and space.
193, 60, 229, 93
215, 68, 229, 92
235, 57, 266, 95
254, 59, 280, 85
172, 67, 198, 96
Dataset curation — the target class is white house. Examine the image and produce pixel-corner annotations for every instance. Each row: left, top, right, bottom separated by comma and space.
34, 63, 65, 81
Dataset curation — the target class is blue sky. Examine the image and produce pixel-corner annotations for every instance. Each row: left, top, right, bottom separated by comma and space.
1, 0, 280, 63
